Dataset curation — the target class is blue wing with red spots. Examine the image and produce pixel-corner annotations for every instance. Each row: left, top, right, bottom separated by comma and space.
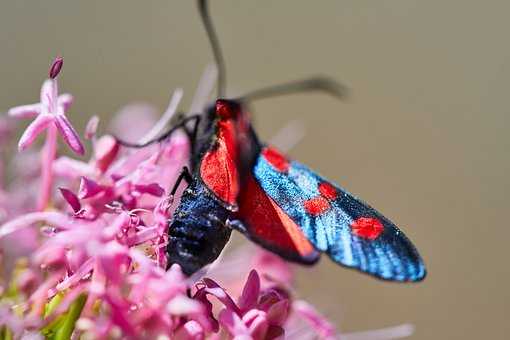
238, 146, 426, 282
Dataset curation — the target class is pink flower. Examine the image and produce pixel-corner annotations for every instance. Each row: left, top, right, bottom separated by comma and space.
0, 63, 416, 339
8, 57, 84, 155
194, 270, 290, 340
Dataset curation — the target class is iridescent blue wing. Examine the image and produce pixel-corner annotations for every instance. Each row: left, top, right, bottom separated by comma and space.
247, 146, 426, 282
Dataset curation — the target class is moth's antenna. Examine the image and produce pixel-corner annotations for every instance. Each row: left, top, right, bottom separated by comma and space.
237, 76, 347, 102
198, 0, 226, 98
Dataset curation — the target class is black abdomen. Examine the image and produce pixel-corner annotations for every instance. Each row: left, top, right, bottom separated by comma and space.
167, 182, 232, 276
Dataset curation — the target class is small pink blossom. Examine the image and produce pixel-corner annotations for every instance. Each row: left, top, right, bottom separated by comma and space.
8, 58, 84, 155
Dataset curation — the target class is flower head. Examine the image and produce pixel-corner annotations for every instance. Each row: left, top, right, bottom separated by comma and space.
0, 64, 416, 339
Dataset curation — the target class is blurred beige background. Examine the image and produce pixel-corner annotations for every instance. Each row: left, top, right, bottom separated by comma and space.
1, 1, 509, 339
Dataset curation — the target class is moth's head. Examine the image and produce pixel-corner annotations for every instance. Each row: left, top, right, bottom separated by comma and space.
214, 99, 242, 120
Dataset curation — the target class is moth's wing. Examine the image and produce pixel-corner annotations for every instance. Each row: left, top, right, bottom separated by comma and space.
239, 146, 426, 282
233, 172, 321, 264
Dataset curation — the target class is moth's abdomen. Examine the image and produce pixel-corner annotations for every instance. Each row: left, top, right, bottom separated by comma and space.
167, 184, 232, 276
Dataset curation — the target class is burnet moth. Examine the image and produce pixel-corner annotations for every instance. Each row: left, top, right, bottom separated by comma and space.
118, 0, 426, 282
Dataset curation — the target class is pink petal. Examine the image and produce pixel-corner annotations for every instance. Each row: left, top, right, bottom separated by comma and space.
109, 103, 158, 141
0, 211, 75, 239
53, 156, 94, 179
103, 291, 137, 336
40, 79, 57, 111
84, 115, 99, 139
33, 245, 67, 270
265, 299, 289, 326
258, 290, 288, 312
54, 113, 85, 155
243, 309, 269, 340
266, 325, 285, 340
252, 249, 294, 285
78, 177, 103, 199
17, 114, 54, 151
102, 212, 130, 240
17, 269, 39, 295
96, 241, 129, 285
238, 270, 261, 312
94, 135, 119, 172
126, 226, 159, 246
57, 93, 74, 112
55, 257, 94, 291
200, 278, 239, 314
174, 320, 205, 340
167, 295, 204, 315
292, 300, 337, 338
59, 187, 81, 213
218, 308, 249, 336
134, 183, 165, 197
165, 263, 186, 283
8, 104, 41, 119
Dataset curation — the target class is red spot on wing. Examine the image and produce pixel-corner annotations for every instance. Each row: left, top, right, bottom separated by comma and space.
350, 217, 384, 240
238, 175, 318, 261
303, 197, 330, 216
262, 147, 290, 172
318, 182, 337, 200
200, 120, 239, 205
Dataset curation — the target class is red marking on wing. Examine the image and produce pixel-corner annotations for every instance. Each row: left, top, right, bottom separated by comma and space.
318, 182, 337, 200
303, 197, 330, 216
261, 147, 290, 172
238, 175, 318, 261
200, 119, 239, 205
350, 217, 384, 240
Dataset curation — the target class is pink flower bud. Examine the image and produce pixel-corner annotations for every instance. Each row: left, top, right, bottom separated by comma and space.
94, 135, 119, 172
49, 56, 64, 79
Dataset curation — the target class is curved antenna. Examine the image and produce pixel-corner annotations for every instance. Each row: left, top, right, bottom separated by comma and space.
198, 0, 226, 98
237, 76, 348, 102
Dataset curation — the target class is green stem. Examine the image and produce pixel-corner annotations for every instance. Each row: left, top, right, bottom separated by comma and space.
44, 292, 64, 318
1, 326, 13, 340
53, 294, 87, 340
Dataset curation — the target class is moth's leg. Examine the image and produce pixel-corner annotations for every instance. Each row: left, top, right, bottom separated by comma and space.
170, 166, 193, 196
187, 115, 202, 153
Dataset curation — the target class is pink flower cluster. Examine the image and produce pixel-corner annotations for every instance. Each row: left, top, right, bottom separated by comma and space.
0, 59, 414, 339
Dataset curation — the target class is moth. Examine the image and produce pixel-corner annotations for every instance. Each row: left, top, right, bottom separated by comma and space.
119, 0, 426, 282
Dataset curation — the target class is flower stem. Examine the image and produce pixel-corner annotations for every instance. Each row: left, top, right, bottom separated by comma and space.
38, 124, 58, 211
54, 293, 87, 340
